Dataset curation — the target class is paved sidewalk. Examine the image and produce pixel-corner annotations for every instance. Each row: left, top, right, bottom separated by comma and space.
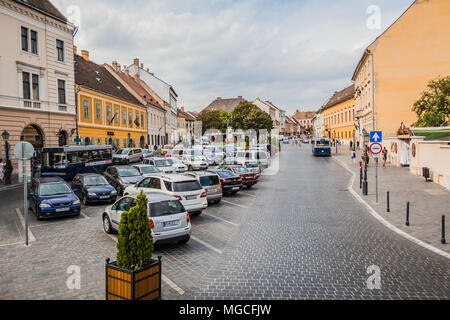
333, 147, 450, 255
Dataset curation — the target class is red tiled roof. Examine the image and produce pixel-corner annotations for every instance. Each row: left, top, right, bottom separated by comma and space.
203, 96, 246, 113
14, 0, 67, 22
322, 84, 355, 110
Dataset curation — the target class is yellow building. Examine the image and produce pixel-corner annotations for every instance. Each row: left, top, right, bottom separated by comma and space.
352, 0, 450, 151
75, 50, 147, 148
321, 85, 355, 143
177, 106, 195, 142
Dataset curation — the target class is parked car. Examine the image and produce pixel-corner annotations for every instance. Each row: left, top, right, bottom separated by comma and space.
212, 169, 243, 195
123, 174, 207, 215
302, 137, 310, 143
238, 150, 270, 169
142, 149, 154, 159
184, 170, 222, 204
143, 157, 175, 173
283, 136, 289, 144
103, 166, 143, 196
182, 154, 208, 171
71, 173, 117, 205
28, 176, 81, 220
102, 193, 191, 244
166, 157, 188, 173
238, 160, 261, 177
203, 146, 224, 165
160, 144, 173, 156
112, 148, 143, 164
132, 164, 163, 177
220, 165, 258, 188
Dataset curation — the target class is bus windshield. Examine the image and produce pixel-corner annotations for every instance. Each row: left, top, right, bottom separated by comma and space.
316, 140, 330, 146
42, 150, 66, 169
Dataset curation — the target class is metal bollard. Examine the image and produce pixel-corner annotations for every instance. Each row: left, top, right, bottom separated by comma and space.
360, 166, 363, 189
406, 202, 410, 226
442, 215, 446, 244
387, 191, 390, 212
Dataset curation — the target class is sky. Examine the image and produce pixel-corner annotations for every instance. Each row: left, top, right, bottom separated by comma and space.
52, 0, 413, 115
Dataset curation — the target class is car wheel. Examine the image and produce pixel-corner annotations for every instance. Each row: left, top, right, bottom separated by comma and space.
188, 165, 193, 171
178, 235, 190, 244
82, 195, 89, 205
246, 185, 252, 189
103, 214, 113, 234
35, 206, 42, 220
126, 159, 130, 165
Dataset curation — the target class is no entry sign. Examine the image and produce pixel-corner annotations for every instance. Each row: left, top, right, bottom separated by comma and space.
370, 142, 382, 155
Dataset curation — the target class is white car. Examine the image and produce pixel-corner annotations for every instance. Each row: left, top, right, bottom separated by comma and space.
143, 157, 175, 173
102, 193, 191, 244
182, 155, 208, 171
166, 157, 188, 173
132, 164, 163, 177
123, 174, 208, 215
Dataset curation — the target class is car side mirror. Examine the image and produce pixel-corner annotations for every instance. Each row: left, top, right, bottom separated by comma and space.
29, 192, 35, 197
73, 188, 79, 193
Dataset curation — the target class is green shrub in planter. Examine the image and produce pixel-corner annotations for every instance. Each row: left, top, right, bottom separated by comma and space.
116, 191, 153, 270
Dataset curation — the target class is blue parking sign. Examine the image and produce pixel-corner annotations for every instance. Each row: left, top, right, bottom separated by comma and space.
370, 131, 382, 143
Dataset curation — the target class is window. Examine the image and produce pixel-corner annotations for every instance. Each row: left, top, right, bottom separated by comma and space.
106, 105, 111, 123
21, 27, 28, 51
22, 72, 30, 99
57, 79, 65, 104
135, 112, 139, 127
83, 99, 89, 118
30, 30, 38, 54
97, 138, 101, 145
141, 114, 144, 128
122, 109, 126, 124
114, 107, 119, 123
32, 74, 39, 100
95, 103, 101, 121
56, 40, 64, 61
129, 111, 132, 126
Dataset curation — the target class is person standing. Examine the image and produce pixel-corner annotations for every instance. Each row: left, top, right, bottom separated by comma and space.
351, 150, 356, 164
0, 159, 4, 184
349, 140, 353, 150
382, 147, 388, 167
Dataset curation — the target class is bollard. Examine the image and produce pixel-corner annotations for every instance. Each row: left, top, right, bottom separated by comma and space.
442, 215, 446, 244
405, 201, 410, 226
363, 181, 368, 196
360, 166, 363, 189
387, 191, 390, 212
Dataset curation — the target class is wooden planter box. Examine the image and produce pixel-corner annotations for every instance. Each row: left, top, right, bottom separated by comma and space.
105, 256, 161, 300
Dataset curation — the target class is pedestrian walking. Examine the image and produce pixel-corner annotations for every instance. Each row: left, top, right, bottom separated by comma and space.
382, 147, 388, 167
351, 150, 356, 164
349, 140, 353, 150
356, 141, 360, 149
3, 160, 12, 185
0, 158, 4, 184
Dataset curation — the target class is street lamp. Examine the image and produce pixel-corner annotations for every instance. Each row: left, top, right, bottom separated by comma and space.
2, 130, 11, 184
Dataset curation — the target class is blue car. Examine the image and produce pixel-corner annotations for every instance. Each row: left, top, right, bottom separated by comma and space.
71, 173, 117, 205
28, 177, 81, 220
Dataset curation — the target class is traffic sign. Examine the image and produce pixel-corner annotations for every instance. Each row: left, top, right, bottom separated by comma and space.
370, 131, 382, 143
74, 136, 82, 144
14, 141, 35, 160
370, 142, 382, 155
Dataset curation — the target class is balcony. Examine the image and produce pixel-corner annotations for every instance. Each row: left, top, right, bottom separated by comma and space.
23, 100, 41, 109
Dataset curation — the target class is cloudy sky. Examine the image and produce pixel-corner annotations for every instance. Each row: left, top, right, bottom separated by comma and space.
53, 0, 413, 115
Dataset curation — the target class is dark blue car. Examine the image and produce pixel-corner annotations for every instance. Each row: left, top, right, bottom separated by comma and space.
28, 177, 81, 220
71, 173, 117, 205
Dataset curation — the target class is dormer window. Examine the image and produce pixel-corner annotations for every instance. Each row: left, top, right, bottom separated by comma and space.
96, 77, 102, 83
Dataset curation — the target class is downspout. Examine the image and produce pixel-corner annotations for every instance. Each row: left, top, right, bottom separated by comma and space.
365, 49, 375, 131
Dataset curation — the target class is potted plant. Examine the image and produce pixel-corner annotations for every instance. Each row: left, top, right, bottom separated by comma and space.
105, 191, 161, 300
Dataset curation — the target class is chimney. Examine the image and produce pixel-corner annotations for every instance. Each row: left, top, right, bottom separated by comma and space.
73, 45, 77, 55
238, 96, 242, 99
217, 97, 222, 100
112, 61, 119, 70
81, 50, 89, 61
146, 68, 149, 72
133, 58, 139, 66
140, 63, 144, 68
181, 106, 185, 112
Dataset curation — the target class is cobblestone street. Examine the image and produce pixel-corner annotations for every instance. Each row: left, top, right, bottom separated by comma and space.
0, 145, 448, 300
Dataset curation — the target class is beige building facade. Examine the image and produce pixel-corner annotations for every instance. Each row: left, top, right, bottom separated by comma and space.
0, 0, 76, 168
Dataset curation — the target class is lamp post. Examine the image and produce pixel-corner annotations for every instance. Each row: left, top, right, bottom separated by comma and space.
127, 133, 131, 148
2, 130, 11, 184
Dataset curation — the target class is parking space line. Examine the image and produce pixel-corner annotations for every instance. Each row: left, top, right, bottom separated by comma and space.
190, 235, 223, 254
0, 241, 24, 247
162, 274, 185, 295
80, 212, 90, 219
202, 212, 239, 227
240, 192, 257, 198
15, 208, 36, 242
221, 200, 249, 209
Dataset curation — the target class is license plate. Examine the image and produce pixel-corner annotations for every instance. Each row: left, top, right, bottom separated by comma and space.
232, 187, 240, 190
99, 196, 109, 199
55, 208, 70, 212
186, 195, 197, 200
207, 189, 217, 193
163, 220, 179, 227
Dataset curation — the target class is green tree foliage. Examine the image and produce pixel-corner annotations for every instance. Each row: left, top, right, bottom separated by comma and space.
116, 191, 153, 270
231, 101, 274, 132
412, 76, 450, 127
196, 109, 231, 134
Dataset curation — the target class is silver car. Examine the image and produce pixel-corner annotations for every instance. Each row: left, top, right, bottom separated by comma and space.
184, 170, 222, 204
102, 193, 191, 244
143, 157, 175, 173
112, 148, 143, 164
132, 164, 163, 177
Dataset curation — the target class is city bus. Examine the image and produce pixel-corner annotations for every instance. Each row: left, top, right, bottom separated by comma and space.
40, 145, 113, 180
312, 138, 331, 156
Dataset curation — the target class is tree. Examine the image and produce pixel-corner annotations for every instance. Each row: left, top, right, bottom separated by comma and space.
196, 109, 231, 134
116, 191, 153, 270
231, 101, 273, 132
412, 76, 450, 127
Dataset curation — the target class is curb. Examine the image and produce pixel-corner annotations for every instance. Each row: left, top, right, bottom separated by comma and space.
333, 156, 450, 260
0, 183, 22, 192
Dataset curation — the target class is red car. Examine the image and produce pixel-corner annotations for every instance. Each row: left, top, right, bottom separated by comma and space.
221, 165, 258, 188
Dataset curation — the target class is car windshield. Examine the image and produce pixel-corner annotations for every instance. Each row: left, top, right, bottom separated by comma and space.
233, 167, 250, 173
217, 170, 236, 178
167, 158, 181, 165
173, 180, 202, 192
149, 200, 185, 217
200, 175, 220, 186
245, 162, 258, 168
39, 182, 72, 196
163, 145, 171, 149
140, 166, 161, 174
257, 152, 267, 159
84, 175, 109, 186
117, 167, 141, 177
117, 149, 130, 155
154, 159, 171, 167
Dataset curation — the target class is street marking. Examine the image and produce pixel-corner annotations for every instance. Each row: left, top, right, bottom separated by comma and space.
190, 235, 223, 254
162, 274, 185, 295
333, 157, 450, 260
239, 192, 257, 198
15, 208, 36, 242
103, 230, 118, 242
202, 212, 239, 226
0, 241, 24, 247
0, 184, 23, 192
80, 212, 90, 219
221, 200, 249, 209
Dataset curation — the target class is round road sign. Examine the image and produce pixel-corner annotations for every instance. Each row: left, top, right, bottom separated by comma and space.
14, 141, 35, 160
370, 142, 382, 155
